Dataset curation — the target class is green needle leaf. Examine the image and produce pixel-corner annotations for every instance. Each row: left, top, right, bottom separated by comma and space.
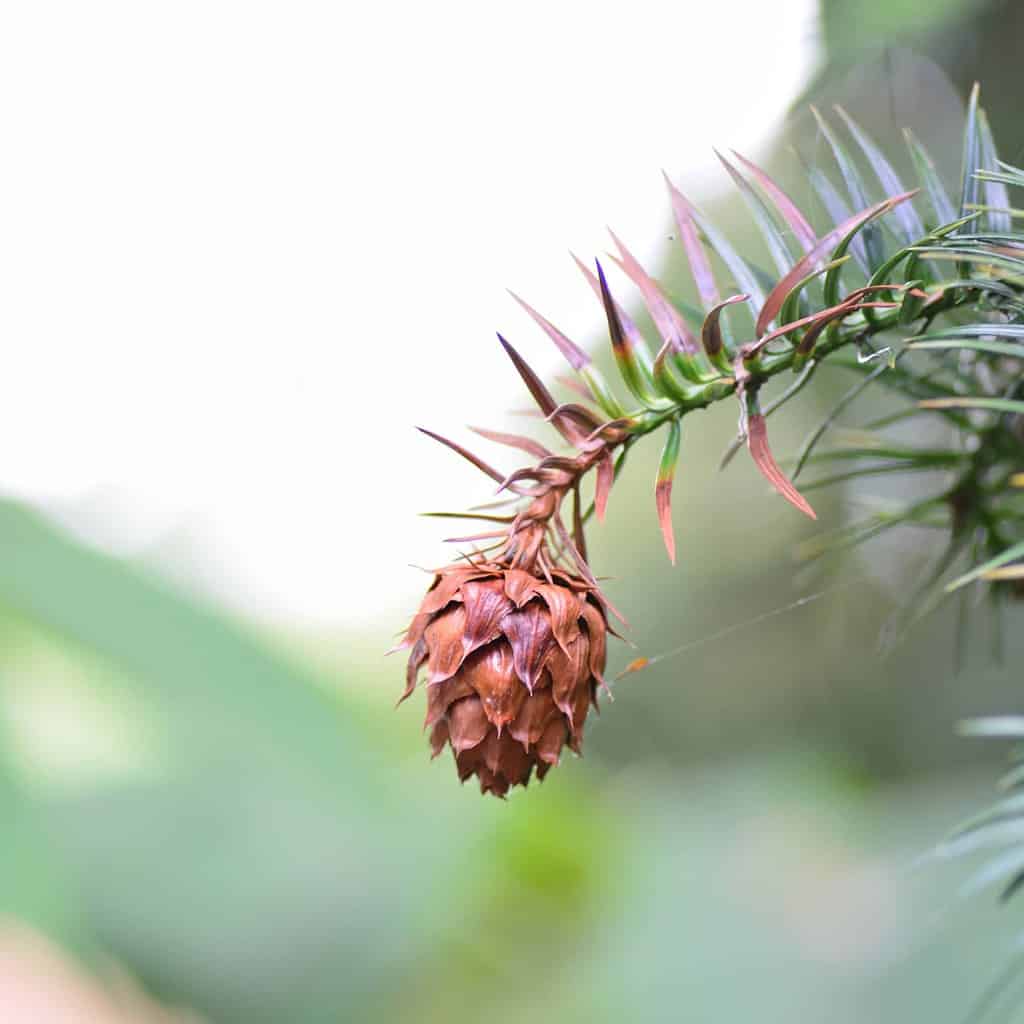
835, 105, 924, 243
811, 105, 884, 269
715, 149, 798, 278
509, 289, 625, 419
730, 150, 816, 252
595, 260, 662, 407
946, 539, 1024, 593
655, 418, 682, 564
665, 175, 767, 326
652, 341, 700, 403
911, 323, 1024, 340
959, 82, 982, 225
756, 190, 917, 337
919, 397, 1024, 415
607, 229, 708, 381
664, 172, 719, 311
702, 295, 748, 373
908, 339, 1024, 358
808, 163, 868, 272
978, 108, 1011, 235
572, 253, 658, 383
904, 127, 956, 227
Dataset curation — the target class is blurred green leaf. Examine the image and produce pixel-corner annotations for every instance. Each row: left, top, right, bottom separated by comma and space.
0, 722, 86, 948
945, 539, 1024, 592
0, 500, 474, 1020
816, 0, 988, 66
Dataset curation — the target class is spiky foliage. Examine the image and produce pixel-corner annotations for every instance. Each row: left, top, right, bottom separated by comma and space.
397, 79, 1024, 1019
402, 84, 1022, 810
930, 717, 1024, 1022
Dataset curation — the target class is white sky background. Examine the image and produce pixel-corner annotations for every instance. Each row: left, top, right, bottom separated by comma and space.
0, 1, 820, 628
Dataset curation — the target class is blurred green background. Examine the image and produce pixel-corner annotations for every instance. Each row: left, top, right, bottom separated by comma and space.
4, 1, 1024, 1021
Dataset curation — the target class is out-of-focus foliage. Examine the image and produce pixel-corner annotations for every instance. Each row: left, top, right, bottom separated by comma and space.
818, 0, 989, 62
0, 490, 1017, 1024
811, 0, 1024, 162
0, 501, 625, 1021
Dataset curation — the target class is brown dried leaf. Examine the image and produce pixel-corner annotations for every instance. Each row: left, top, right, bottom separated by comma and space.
746, 413, 817, 519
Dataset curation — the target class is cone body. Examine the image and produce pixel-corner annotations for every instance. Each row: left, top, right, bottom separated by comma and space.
401, 563, 607, 797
